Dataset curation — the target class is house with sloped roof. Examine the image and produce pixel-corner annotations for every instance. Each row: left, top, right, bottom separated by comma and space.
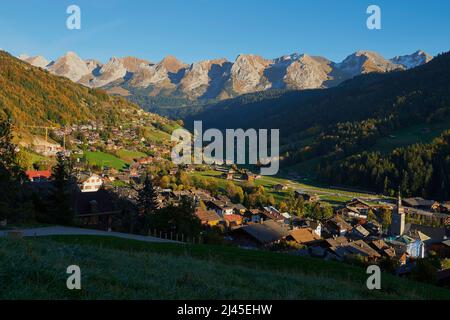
294, 190, 320, 203
404, 223, 448, 245
286, 228, 322, 246
26, 170, 52, 182
223, 214, 243, 229
402, 197, 440, 211
349, 224, 370, 239
346, 240, 382, 261
72, 189, 120, 230
325, 216, 352, 236
206, 200, 234, 217
261, 206, 285, 223
370, 239, 396, 259
232, 220, 290, 247
195, 208, 223, 227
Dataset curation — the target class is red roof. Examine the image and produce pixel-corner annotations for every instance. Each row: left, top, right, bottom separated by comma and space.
223, 214, 243, 223
26, 170, 52, 180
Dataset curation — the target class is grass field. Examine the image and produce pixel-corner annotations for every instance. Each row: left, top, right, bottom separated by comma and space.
370, 121, 450, 154
190, 169, 381, 206
1, 235, 448, 300
116, 149, 147, 163
84, 151, 127, 170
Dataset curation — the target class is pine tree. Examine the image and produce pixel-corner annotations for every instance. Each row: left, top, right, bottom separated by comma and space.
0, 118, 29, 222
48, 152, 73, 225
137, 175, 159, 233
0, 118, 23, 178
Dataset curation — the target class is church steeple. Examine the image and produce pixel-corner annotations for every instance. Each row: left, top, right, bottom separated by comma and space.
391, 188, 405, 236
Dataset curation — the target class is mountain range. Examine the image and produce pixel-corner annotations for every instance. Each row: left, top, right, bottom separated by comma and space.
19, 50, 433, 111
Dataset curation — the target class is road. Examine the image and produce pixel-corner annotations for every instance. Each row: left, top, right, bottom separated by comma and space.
0, 226, 178, 243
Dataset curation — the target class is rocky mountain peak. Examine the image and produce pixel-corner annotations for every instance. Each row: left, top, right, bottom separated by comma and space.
159, 55, 187, 73
46, 51, 90, 82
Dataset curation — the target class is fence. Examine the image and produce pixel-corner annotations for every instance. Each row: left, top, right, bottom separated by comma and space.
148, 229, 203, 244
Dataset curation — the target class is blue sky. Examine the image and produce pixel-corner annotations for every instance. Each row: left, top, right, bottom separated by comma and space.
0, 0, 449, 63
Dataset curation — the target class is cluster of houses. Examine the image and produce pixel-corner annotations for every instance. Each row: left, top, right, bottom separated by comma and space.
24, 160, 450, 275
193, 193, 449, 272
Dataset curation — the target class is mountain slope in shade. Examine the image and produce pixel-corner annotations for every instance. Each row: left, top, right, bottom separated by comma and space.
18, 50, 434, 115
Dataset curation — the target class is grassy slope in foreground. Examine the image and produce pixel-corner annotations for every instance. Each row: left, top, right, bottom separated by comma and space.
1, 236, 449, 300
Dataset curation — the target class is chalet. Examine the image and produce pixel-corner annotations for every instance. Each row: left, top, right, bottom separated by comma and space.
73, 189, 120, 230
349, 224, 370, 239
242, 171, 259, 182
364, 221, 382, 237
346, 240, 382, 261
402, 197, 440, 211
223, 214, 244, 228
233, 220, 290, 247
77, 173, 103, 193
273, 184, 288, 191
195, 208, 223, 227
191, 189, 214, 202
294, 190, 320, 203
244, 209, 263, 224
287, 228, 322, 246
231, 203, 247, 215
324, 237, 381, 262
309, 221, 322, 237
325, 216, 352, 236
261, 206, 285, 223
280, 212, 292, 225
370, 239, 396, 259
337, 206, 367, 220
26, 170, 52, 182
345, 198, 373, 216
206, 200, 234, 217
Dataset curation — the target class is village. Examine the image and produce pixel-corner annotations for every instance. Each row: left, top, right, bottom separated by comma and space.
20, 118, 450, 288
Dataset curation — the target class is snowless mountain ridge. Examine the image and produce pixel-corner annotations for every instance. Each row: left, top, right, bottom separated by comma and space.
18, 50, 433, 100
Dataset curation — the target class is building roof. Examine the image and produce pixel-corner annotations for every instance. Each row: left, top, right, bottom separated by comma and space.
371, 239, 389, 251
353, 225, 370, 237
325, 236, 350, 248
328, 216, 352, 231
347, 240, 381, 258
241, 220, 290, 244
232, 203, 247, 211
404, 223, 447, 242
196, 209, 222, 223
289, 228, 321, 244
403, 197, 436, 208
26, 170, 52, 181
224, 214, 243, 223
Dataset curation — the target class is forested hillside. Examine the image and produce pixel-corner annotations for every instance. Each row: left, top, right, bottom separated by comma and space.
186, 51, 450, 198
0, 51, 173, 132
